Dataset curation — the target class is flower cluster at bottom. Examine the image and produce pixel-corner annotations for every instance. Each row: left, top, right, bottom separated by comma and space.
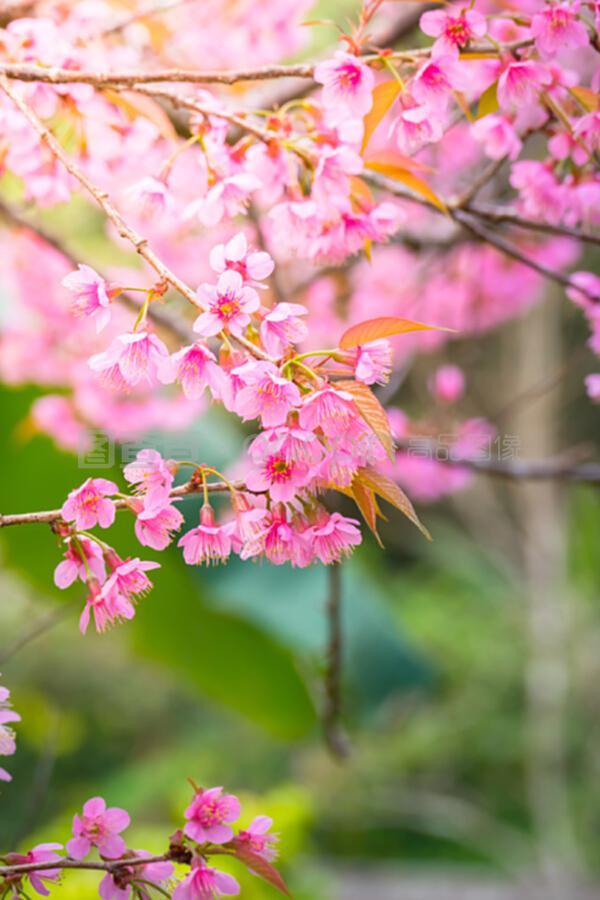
0, 785, 284, 899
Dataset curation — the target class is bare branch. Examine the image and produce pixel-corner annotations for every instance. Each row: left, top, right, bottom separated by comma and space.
0, 853, 172, 878
464, 203, 600, 247
322, 563, 350, 760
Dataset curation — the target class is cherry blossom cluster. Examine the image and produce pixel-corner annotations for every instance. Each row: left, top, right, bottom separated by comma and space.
0, 679, 19, 784
1, 786, 283, 899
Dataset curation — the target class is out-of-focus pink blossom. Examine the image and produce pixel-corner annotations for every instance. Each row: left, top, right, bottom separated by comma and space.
429, 364, 465, 404
585, 374, 600, 402
62, 264, 117, 332
497, 60, 552, 110
5, 843, 63, 896
159, 342, 230, 401
67, 797, 130, 860
420, 6, 486, 51
531, 2, 589, 56
0, 679, 20, 783
134, 503, 184, 550
54, 536, 106, 588
98, 852, 174, 900
353, 339, 392, 385
314, 51, 375, 116
472, 114, 522, 161
123, 448, 176, 512
235, 816, 278, 861
235, 362, 301, 427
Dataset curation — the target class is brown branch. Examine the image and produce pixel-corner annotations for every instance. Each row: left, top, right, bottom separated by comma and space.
0, 478, 241, 528
322, 562, 350, 760
464, 203, 600, 247
0, 853, 172, 878
0, 76, 270, 359
396, 442, 600, 484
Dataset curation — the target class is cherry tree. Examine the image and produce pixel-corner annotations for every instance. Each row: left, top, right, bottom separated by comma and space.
0, 0, 598, 894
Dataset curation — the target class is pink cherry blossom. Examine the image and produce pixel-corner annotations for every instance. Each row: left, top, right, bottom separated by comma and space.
98, 852, 174, 900
134, 502, 184, 550
235, 816, 278, 862
61, 477, 118, 530
123, 448, 175, 512
314, 51, 375, 116
62, 264, 117, 332
88, 332, 169, 391
67, 796, 130, 860
209, 232, 274, 284
172, 860, 239, 900
420, 7, 486, 51
80, 557, 160, 634
471, 114, 523, 161
125, 176, 171, 218
298, 387, 357, 437
245, 440, 312, 502
4, 843, 63, 896
353, 339, 392, 385
497, 60, 552, 111
235, 362, 301, 427
308, 511, 362, 564
240, 507, 311, 567
0, 680, 20, 783
194, 270, 260, 338
54, 536, 106, 588
184, 786, 241, 843
585, 374, 600, 402
158, 342, 229, 401
389, 97, 445, 155
411, 52, 465, 110
178, 505, 237, 565
429, 364, 465, 404
260, 303, 308, 356
186, 173, 262, 227
531, 2, 589, 56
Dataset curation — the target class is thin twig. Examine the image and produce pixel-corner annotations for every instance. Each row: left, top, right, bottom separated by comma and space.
0, 76, 271, 360
465, 203, 600, 247
0, 478, 241, 528
0, 853, 172, 878
322, 563, 350, 760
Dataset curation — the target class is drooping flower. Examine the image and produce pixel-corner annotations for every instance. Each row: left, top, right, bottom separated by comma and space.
123, 448, 176, 513
54, 536, 106, 588
240, 507, 311, 567
98, 851, 174, 900
531, 2, 589, 56
298, 387, 357, 437
245, 440, 312, 502
234, 362, 301, 427
411, 52, 465, 110
234, 816, 278, 862
61, 478, 118, 530
125, 176, 172, 218
314, 51, 375, 116
62, 264, 117, 332
80, 557, 160, 634
308, 511, 362, 564
194, 270, 260, 338
88, 332, 169, 391
4, 843, 63, 896
134, 502, 184, 551
497, 60, 552, 111
209, 232, 274, 284
158, 342, 230, 401
0, 680, 20, 783
178, 505, 237, 566
353, 339, 392, 385
184, 786, 241, 844
172, 860, 239, 900
259, 303, 308, 356
67, 796, 130, 860
420, 6, 486, 51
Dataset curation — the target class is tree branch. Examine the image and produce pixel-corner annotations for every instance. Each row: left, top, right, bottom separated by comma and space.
0, 853, 172, 878
322, 562, 350, 760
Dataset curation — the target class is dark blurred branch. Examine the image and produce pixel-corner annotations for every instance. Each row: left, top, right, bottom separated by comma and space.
0, 605, 73, 663
0, 0, 36, 26
465, 203, 600, 247
322, 563, 350, 760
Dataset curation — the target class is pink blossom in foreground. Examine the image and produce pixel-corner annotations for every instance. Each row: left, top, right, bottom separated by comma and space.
0, 680, 20, 783
429, 364, 465, 404
123, 448, 175, 513
134, 502, 184, 550
235, 816, 279, 862
235, 362, 301, 427
172, 860, 239, 900
259, 303, 308, 356
308, 511, 362, 564
54, 536, 106, 588
88, 332, 169, 391
209, 232, 274, 284
240, 507, 311, 567
194, 270, 260, 338
531, 2, 588, 56
245, 443, 312, 503
420, 6, 486, 51
158, 342, 230, 401
178, 505, 237, 566
184, 786, 241, 843
314, 51, 375, 116
354, 339, 392, 385
497, 60, 552, 110
67, 796, 130, 860
411, 52, 465, 110
299, 387, 357, 437
61, 478, 118, 530
98, 852, 174, 900
62, 264, 117, 332
5, 843, 63, 896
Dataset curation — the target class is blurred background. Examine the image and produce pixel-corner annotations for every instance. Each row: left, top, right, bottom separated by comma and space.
1, 1, 600, 899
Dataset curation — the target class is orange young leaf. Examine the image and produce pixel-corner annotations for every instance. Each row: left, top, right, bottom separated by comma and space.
365, 161, 448, 212
453, 90, 474, 122
364, 148, 433, 174
232, 845, 291, 897
361, 80, 402, 153
570, 86, 599, 112
336, 379, 395, 461
350, 478, 384, 547
103, 90, 178, 141
339, 316, 453, 350
359, 467, 432, 540
476, 80, 499, 119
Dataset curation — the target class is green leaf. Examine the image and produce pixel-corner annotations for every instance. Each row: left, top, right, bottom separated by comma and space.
476, 81, 499, 119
